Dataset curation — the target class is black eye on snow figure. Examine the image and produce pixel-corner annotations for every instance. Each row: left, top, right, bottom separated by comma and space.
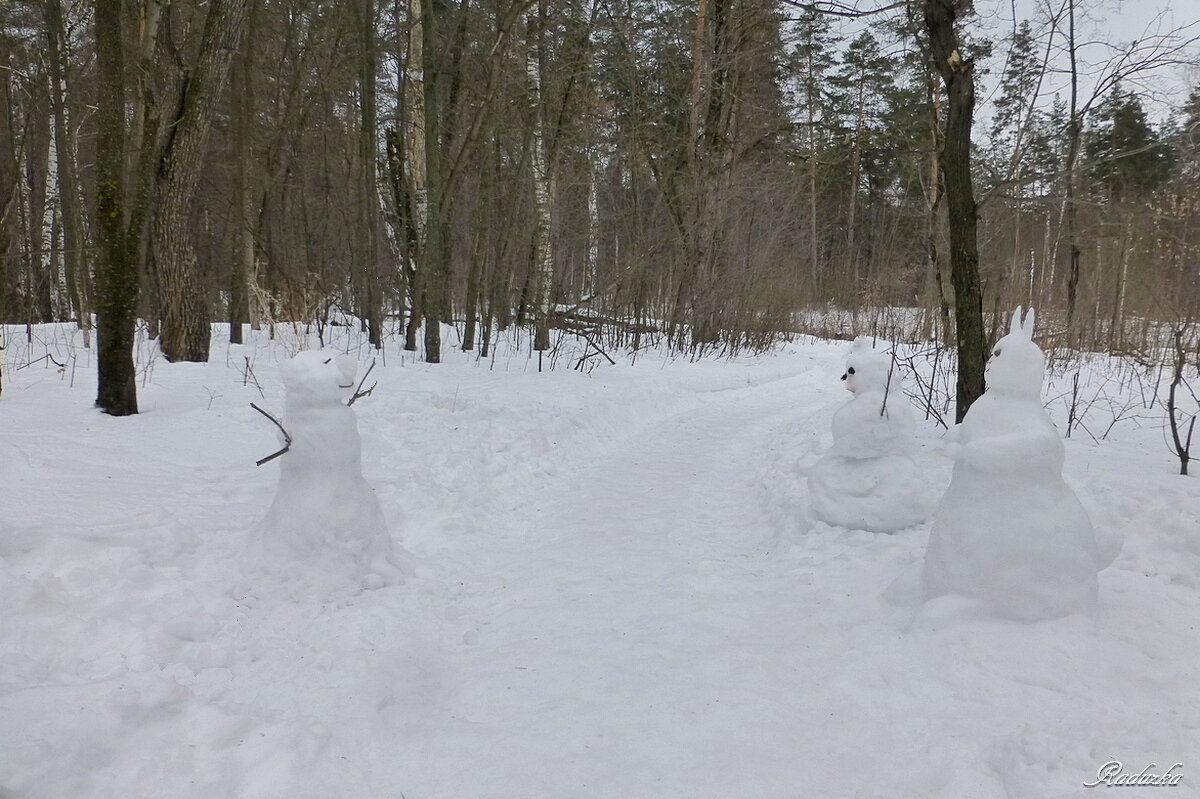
847, 367, 855, 375
324, 358, 333, 364
840, 373, 847, 381
992, 349, 1000, 358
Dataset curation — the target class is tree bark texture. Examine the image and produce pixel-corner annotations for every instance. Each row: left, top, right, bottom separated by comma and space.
152, 0, 250, 362
923, 0, 986, 422
94, 0, 138, 414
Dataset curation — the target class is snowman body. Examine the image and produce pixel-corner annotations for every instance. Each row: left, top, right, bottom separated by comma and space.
809, 338, 928, 533
254, 351, 393, 573
922, 308, 1099, 619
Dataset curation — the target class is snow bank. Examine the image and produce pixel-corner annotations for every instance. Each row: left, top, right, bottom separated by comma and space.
1, 321, 1197, 798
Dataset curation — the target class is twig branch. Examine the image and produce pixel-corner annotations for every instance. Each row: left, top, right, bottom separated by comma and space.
880, 346, 898, 418
574, 329, 617, 369
15, 353, 66, 370
347, 359, 378, 406
243, 356, 265, 398
780, 0, 906, 18
251, 402, 292, 466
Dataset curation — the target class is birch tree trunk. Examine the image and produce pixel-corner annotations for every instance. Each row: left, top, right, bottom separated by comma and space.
43, 0, 90, 336
405, 0, 428, 353
846, 80, 865, 283
528, 4, 553, 352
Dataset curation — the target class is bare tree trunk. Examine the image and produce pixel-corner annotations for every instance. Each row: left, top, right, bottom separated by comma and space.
846, 79, 865, 286
421, 0, 444, 362
803, 25, 820, 298
924, 0, 986, 421
1063, 0, 1082, 337
25, 94, 54, 324
463, 149, 489, 351
152, 0, 250, 362
43, 0, 90, 337
229, 4, 256, 345
359, 0, 382, 348
94, 0, 138, 415
528, 4, 552, 352
405, 0, 428, 353
1167, 328, 1194, 476
1110, 226, 1131, 349
129, 0, 163, 337
921, 74, 950, 343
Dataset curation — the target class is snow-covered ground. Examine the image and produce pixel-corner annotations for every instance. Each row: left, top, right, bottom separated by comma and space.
2, 322, 1198, 798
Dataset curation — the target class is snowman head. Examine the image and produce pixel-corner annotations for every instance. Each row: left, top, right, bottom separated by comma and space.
985, 307, 1045, 399
841, 337, 891, 395
280, 350, 358, 407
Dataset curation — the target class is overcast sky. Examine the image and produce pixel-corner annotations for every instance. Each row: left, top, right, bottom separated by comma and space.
997, 0, 1199, 116
826, 0, 1200, 123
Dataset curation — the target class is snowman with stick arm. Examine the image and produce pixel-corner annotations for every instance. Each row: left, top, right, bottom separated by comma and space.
808, 337, 930, 533
922, 307, 1107, 620
252, 350, 403, 586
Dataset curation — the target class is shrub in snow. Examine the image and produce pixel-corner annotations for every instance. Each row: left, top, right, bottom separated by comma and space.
252, 351, 398, 582
923, 308, 1103, 620
808, 336, 929, 533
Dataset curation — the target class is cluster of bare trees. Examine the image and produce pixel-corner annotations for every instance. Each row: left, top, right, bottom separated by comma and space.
0, 0, 1197, 417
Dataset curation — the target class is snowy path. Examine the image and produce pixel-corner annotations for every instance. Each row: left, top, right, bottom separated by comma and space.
3, 329, 1200, 798
435, 380, 816, 795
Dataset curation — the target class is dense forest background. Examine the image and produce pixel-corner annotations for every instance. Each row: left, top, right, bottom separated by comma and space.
1, 0, 1198, 391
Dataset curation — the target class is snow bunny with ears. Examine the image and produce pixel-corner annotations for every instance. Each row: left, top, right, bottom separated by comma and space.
922, 307, 1108, 620
984, 307, 1045, 400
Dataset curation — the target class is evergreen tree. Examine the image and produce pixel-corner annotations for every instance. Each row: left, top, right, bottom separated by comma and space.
830, 30, 899, 268
990, 21, 1039, 148
1085, 87, 1176, 200
786, 8, 842, 293
1180, 86, 1200, 177
786, 8, 842, 151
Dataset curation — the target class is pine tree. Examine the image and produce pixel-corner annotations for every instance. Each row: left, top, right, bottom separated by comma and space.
1178, 86, 1200, 177
1085, 86, 1175, 200
831, 31, 897, 275
787, 8, 841, 295
990, 21, 1039, 150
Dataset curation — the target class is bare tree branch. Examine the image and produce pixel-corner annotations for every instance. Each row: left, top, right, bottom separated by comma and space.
251, 402, 292, 466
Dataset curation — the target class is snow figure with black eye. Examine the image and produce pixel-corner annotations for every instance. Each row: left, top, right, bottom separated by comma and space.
807, 337, 929, 533
922, 308, 1102, 620
253, 351, 399, 585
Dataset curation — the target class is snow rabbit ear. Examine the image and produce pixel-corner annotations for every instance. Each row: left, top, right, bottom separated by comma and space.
1009, 306, 1024, 337
1021, 307, 1036, 339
